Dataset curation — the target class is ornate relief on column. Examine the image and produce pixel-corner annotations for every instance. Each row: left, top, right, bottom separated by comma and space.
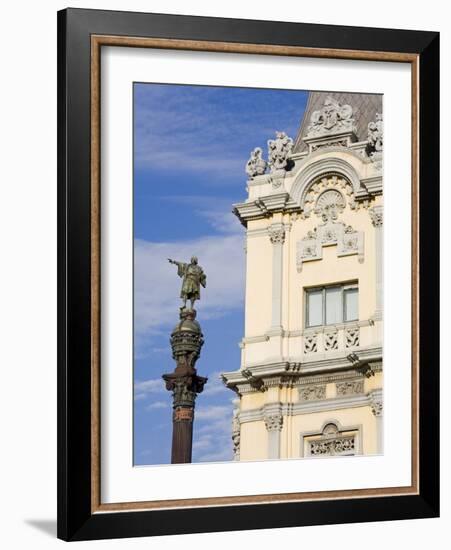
369, 206, 383, 228
369, 390, 383, 454
231, 398, 241, 461
369, 205, 383, 321
264, 414, 283, 459
268, 225, 286, 245
268, 224, 286, 331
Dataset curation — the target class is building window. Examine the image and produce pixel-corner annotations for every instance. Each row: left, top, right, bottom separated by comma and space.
303, 423, 358, 457
305, 283, 358, 327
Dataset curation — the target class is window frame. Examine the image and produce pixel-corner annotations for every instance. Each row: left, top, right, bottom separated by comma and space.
305, 282, 359, 328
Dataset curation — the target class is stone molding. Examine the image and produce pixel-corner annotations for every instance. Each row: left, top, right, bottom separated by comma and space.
239, 392, 382, 424
222, 347, 382, 385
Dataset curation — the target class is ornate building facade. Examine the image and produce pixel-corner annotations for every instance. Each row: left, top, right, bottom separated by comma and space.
222, 92, 383, 461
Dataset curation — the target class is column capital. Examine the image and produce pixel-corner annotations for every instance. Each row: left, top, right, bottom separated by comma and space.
369, 205, 383, 227
264, 413, 283, 432
369, 389, 383, 417
268, 224, 286, 245
370, 400, 383, 417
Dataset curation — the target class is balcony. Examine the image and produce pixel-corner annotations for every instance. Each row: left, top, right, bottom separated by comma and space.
303, 322, 361, 355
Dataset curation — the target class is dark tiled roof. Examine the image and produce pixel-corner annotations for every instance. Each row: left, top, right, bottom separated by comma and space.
293, 91, 383, 152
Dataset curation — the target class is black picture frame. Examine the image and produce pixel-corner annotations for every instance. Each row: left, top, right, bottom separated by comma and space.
57, 7, 439, 541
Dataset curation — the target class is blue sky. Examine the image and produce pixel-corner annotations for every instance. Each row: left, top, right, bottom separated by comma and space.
133, 82, 308, 465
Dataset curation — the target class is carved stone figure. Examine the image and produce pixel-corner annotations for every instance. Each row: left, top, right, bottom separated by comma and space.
245, 147, 267, 178
168, 256, 206, 310
367, 113, 383, 156
306, 96, 355, 137
267, 131, 293, 172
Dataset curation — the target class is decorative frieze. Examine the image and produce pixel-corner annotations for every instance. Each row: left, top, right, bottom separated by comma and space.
335, 380, 364, 396
310, 436, 355, 456
299, 384, 326, 402
305, 422, 357, 457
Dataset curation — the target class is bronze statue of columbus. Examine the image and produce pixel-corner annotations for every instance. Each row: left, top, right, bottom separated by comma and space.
168, 256, 206, 310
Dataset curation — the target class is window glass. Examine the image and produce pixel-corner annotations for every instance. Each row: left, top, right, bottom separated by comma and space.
307, 290, 323, 327
325, 286, 342, 325
344, 288, 358, 321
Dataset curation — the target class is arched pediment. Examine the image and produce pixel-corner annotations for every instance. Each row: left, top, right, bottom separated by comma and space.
290, 154, 366, 211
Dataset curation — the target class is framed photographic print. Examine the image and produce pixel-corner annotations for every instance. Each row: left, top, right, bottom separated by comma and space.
57, 8, 440, 541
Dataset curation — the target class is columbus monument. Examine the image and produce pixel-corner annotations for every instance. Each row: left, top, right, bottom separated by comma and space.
163, 256, 208, 463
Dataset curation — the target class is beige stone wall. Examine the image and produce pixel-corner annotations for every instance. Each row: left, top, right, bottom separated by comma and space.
226, 142, 383, 462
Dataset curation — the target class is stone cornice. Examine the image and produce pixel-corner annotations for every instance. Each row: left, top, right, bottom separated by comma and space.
232, 192, 297, 226
221, 348, 383, 394
239, 391, 383, 423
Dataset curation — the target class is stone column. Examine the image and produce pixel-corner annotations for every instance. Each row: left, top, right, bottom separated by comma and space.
268, 224, 286, 331
369, 206, 383, 320
163, 309, 207, 464
264, 413, 283, 459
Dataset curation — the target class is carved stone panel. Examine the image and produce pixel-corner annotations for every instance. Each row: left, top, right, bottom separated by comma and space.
305, 97, 356, 138
335, 380, 364, 396
315, 189, 346, 222
306, 422, 357, 457
303, 332, 318, 354
310, 436, 356, 456
297, 221, 364, 272
324, 329, 339, 351
345, 325, 360, 348
299, 385, 326, 402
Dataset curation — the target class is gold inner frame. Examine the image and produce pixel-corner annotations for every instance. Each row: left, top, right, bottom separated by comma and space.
90, 35, 419, 514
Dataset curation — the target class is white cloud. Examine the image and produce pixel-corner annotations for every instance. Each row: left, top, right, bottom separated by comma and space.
145, 400, 169, 411
134, 233, 245, 345
134, 378, 166, 400
195, 405, 230, 421
202, 371, 229, 398
193, 403, 233, 463
195, 448, 233, 463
